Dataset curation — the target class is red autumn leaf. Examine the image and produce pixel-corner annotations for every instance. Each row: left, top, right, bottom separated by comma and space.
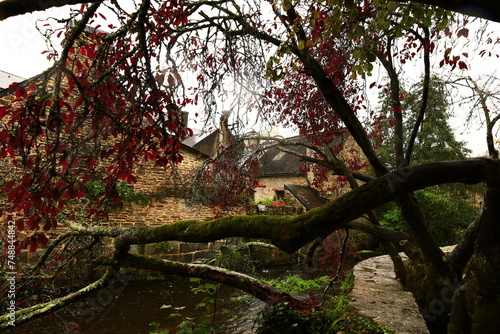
37, 233, 49, 247
16, 219, 24, 232
457, 27, 469, 38
167, 74, 176, 86
155, 72, 166, 85
4, 180, 16, 192
29, 237, 38, 253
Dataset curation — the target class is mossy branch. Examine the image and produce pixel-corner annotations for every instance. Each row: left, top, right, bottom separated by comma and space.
0, 267, 117, 330
113, 253, 310, 310
111, 159, 494, 255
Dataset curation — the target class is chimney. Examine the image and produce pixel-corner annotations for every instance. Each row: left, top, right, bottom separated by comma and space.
219, 110, 233, 145
182, 111, 189, 130
266, 123, 280, 137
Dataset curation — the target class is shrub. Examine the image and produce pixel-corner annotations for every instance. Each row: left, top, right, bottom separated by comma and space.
379, 185, 479, 245
255, 272, 393, 334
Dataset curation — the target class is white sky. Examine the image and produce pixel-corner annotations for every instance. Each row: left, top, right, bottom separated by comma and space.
0, 7, 69, 78
0, 4, 498, 156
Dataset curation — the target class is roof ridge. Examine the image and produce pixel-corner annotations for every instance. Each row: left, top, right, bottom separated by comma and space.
0, 69, 25, 79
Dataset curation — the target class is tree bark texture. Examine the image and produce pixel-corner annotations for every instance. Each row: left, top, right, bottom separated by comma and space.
0, 0, 102, 20
395, 0, 500, 22
1, 1, 499, 23
448, 172, 500, 333
117, 254, 310, 310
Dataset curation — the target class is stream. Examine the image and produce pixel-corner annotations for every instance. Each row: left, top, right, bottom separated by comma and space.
10, 265, 335, 334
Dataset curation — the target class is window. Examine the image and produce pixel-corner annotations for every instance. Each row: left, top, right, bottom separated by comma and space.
275, 190, 285, 200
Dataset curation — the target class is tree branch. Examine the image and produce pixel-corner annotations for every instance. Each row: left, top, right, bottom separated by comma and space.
0, 0, 100, 20
392, 0, 500, 23
115, 254, 309, 310
108, 159, 494, 255
405, 26, 431, 164
0, 267, 117, 329
448, 205, 483, 276
377, 37, 405, 167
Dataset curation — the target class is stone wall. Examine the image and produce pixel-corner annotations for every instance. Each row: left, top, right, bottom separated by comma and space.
105, 146, 217, 228
254, 174, 308, 203
132, 146, 206, 195
106, 197, 215, 228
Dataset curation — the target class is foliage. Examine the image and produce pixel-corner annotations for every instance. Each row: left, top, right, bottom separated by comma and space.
0, 233, 106, 309
196, 243, 258, 277
0, 2, 192, 232
379, 186, 479, 245
255, 272, 393, 334
83, 179, 152, 208
262, 275, 330, 295
255, 198, 273, 206
255, 198, 288, 206
318, 230, 358, 279
375, 76, 471, 166
149, 321, 170, 334
153, 241, 174, 254
255, 303, 311, 334
184, 140, 261, 216
1, 0, 499, 331
149, 278, 231, 334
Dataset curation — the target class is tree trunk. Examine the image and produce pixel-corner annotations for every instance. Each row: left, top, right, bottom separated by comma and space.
448, 174, 500, 333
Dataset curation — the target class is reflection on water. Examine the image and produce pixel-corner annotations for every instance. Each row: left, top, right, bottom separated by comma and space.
11, 265, 332, 334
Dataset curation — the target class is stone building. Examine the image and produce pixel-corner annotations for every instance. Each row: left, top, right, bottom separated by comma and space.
1, 56, 371, 229
254, 131, 373, 211
105, 129, 223, 227
0, 64, 225, 229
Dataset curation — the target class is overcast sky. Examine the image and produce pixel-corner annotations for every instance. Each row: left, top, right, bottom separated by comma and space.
0, 4, 498, 156
0, 8, 66, 78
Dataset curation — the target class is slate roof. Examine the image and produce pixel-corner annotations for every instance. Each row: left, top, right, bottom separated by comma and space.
258, 140, 307, 176
182, 129, 220, 157
258, 131, 349, 177
0, 66, 216, 159
0, 70, 25, 90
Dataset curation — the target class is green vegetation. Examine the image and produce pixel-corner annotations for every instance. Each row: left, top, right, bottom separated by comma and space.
149, 278, 236, 334
255, 198, 288, 206
83, 179, 153, 207
195, 243, 258, 276
376, 76, 471, 167
153, 241, 174, 253
255, 198, 274, 206
149, 248, 393, 334
262, 274, 330, 294
379, 186, 479, 245
256, 272, 394, 333
149, 272, 393, 334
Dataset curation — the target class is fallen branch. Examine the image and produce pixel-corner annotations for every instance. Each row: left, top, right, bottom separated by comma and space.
114, 253, 310, 310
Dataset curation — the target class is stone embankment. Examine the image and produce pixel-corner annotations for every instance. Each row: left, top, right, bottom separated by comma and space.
350, 254, 429, 333
350, 246, 456, 334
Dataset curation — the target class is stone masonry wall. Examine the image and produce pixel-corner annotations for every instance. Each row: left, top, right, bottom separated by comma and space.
254, 174, 308, 203
105, 147, 217, 228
